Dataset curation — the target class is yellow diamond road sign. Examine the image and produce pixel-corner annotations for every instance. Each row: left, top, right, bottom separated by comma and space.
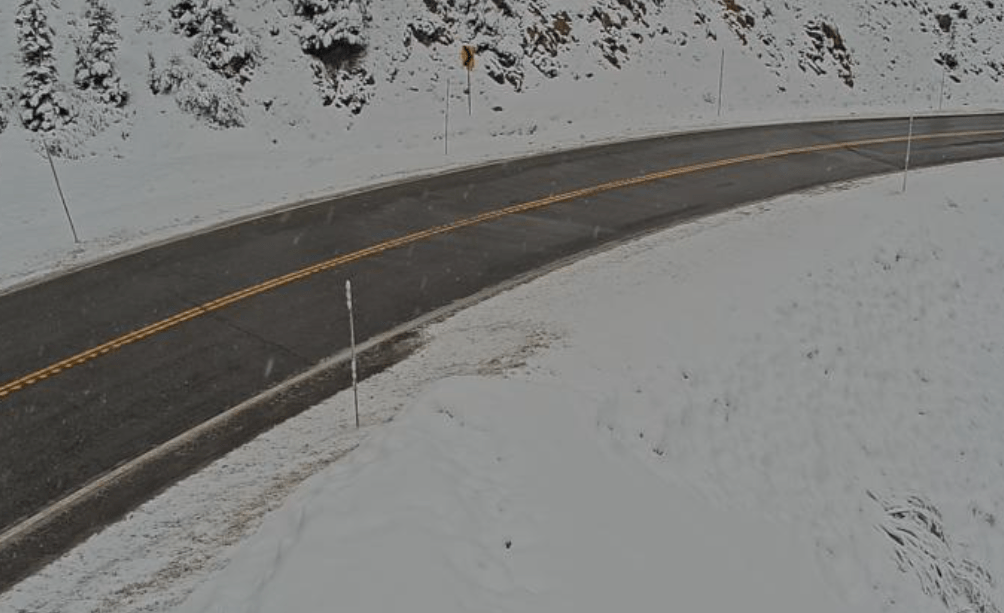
461, 45, 476, 71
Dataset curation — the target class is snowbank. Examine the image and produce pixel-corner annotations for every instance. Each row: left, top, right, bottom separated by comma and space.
177, 377, 844, 613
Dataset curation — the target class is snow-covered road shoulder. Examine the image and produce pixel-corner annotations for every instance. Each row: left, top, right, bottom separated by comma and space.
179, 377, 843, 613
4, 159, 1004, 613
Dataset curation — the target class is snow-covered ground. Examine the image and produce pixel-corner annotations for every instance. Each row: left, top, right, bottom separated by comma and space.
2, 0, 1004, 292
4, 159, 1002, 613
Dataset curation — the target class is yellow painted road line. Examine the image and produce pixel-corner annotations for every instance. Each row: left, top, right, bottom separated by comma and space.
1, 126, 1002, 401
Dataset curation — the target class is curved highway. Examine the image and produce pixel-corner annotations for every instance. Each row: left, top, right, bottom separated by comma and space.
1, 114, 1003, 589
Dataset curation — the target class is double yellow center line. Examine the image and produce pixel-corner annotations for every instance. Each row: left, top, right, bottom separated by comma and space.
1, 125, 1002, 401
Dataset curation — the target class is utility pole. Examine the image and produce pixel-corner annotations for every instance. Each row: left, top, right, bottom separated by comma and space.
44, 141, 79, 244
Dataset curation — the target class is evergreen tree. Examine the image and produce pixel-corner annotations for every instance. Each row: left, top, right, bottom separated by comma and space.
75, 0, 128, 107
16, 0, 73, 132
170, 0, 257, 83
291, 0, 373, 111
291, 0, 368, 55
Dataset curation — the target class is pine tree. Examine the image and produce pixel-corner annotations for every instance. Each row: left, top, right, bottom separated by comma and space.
75, 0, 128, 107
170, 0, 257, 83
291, 0, 374, 111
291, 0, 368, 55
16, 0, 73, 132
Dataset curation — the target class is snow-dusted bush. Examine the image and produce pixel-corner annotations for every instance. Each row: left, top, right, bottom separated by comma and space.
311, 62, 373, 113
16, 0, 74, 132
0, 87, 13, 134
408, 15, 452, 46
170, 0, 257, 83
149, 54, 246, 128
873, 493, 1000, 613
0, 96, 8, 134
175, 75, 245, 128
148, 53, 188, 95
75, 0, 128, 107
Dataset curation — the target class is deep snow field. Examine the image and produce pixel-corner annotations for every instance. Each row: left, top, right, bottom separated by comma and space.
3, 159, 1002, 613
2, 0, 1004, 292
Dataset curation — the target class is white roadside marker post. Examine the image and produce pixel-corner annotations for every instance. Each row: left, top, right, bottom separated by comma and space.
938, 63, 947, 111
44, 141, 79, 244
345, 280, 360, 429
717, 48, 725, 119
444, 78, 450, 156
902, 116, 915, 193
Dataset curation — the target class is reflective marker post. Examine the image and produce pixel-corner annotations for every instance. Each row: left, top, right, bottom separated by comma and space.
445, 78, 450, 156
938, 63, 947, 111
345, 280, 360, 429
717, 48, 725, 118
902, 116, 915, 193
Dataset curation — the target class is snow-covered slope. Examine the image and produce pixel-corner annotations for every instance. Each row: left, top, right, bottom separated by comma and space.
1, 0, 1003, 290
5, 159, 1002, 613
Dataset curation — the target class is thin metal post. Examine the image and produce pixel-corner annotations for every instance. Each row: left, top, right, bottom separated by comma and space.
717, 48, 725, 118
902, 116, 914, 193
938, 63, 946, 111
44, 142, 79, 244
467, 68, 472, 116
345, 280, 360, 429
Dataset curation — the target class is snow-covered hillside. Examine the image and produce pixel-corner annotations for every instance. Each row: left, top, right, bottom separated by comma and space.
1, 0, 1003, 291
3, 0, 1003, 142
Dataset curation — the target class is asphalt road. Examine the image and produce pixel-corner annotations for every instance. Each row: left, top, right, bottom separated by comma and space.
1, 114, 1003, 582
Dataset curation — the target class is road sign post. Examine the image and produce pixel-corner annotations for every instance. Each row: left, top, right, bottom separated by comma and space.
461, 44, 475, 116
